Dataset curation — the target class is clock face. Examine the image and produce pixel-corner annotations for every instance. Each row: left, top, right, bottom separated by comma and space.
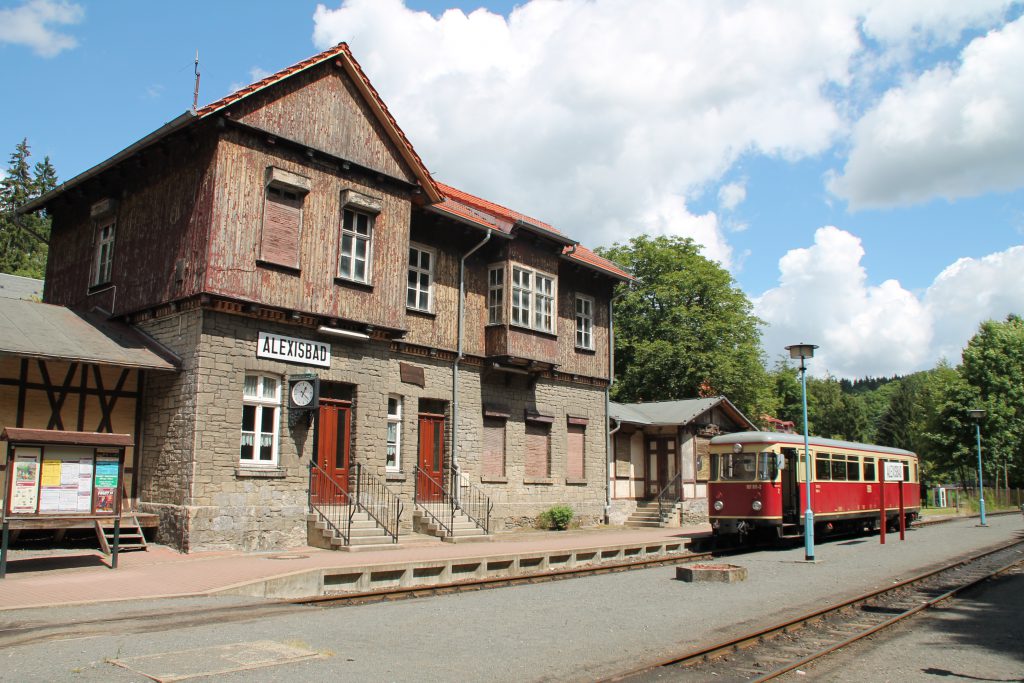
291, 380, 315, 407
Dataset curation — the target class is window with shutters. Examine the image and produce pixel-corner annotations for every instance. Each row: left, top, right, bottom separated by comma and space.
614, 432, 632, 478
567, 423, 585, 480
525, 422, 551, 478
482, 417, 506, 479
260, 185, 305, 270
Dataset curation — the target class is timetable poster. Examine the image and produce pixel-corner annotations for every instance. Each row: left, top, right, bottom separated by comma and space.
94, 456, 119, 514
39, 447, 96, 513
10, 449, 41, 514
77, 458, 93, 512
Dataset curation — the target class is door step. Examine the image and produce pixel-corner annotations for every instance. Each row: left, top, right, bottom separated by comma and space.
95, 516, 149, 553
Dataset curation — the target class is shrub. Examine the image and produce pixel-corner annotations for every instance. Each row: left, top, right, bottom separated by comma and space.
539, 505, 574, 530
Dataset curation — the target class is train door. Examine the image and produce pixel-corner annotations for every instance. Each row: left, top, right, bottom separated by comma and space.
781, 447, 799, 524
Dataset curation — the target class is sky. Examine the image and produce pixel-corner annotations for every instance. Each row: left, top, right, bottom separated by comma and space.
2, 0, 1023, 379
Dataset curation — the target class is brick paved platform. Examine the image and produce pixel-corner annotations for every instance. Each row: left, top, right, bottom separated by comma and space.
0, 525, 709, 611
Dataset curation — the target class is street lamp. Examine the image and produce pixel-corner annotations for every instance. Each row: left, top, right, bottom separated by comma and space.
968, 409, 987, 526
786, 343, 818, 562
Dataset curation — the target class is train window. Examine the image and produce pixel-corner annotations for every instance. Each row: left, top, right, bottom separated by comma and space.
758, 452, 776, 481
863, 457, 876, 481
846, 456, 861, 481
710, 454, 719, 480
720, 453, 757, 481
903, 461, 911, 482
815, 454, 831, 480
831, 455, 847, 481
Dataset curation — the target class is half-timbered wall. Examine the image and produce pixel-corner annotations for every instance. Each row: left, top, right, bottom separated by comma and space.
0, 356, 140, 495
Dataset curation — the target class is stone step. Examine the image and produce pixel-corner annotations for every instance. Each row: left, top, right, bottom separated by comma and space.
625, 521, 663, 528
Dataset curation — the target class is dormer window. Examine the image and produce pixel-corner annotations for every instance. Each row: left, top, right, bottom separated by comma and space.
92, 220, 116, 286
259, 167, 310, 271
337, 189, 382, 285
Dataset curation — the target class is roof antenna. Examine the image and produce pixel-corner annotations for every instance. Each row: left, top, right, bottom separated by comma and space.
192, 50, 201, 111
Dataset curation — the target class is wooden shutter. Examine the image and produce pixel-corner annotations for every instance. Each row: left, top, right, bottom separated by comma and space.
615, 432, 631, 478
482, 418, 506, 478
260, 189, 302, 269
567, 424, 585, 479
695, 436, 711, 481
525, 423, 550, 477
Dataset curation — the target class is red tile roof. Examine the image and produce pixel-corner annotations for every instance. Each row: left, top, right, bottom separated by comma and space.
434, 182, 632, 281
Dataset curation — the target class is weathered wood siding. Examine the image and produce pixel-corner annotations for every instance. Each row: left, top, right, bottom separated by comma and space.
556, 267, 613, 379
205, 132, 410, 329
44, 134, 218, 316
230, 61, 416, 184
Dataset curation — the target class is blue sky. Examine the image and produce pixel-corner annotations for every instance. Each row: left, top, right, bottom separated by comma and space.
2, 0, 1022, 378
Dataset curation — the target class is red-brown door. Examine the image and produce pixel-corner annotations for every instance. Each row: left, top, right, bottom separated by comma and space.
417, 413, 445, 501
317, 400, 351, 497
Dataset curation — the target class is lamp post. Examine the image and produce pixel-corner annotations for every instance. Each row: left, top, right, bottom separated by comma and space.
968, 409, 987, 526
786, 343, 818, 562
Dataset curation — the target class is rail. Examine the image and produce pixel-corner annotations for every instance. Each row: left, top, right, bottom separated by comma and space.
455, 473, 493, 535
413, 465, 453, 537
351, 463, 403, 543
656, 470, 684, 523
308, 461, 354, 546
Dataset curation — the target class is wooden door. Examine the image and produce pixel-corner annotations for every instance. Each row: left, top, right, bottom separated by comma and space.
645, 437, 675, 499
417, 413, 445, 501
317, 400, 351, 495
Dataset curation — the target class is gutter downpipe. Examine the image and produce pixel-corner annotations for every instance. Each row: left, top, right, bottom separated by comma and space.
453, 229, 493, 502
605, 286, 626, 523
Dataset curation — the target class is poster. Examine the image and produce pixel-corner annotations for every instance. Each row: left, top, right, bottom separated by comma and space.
94, 488, 116, 514
60, 460, 79, 486
10, 450, 41, 514
39, 488, 60, 512
40, 459, 61, 487
94, 457, 119, 488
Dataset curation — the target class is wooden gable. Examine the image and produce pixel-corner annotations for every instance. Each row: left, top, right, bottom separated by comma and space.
227, 62, 418, 185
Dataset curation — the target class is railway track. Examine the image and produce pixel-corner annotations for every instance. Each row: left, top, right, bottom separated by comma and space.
611, 537, 1024, 682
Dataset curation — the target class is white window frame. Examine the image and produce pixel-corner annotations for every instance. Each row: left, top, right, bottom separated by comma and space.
386, 394, 402, 471
338, 207, 373, 283
509, 264, 557, 334
240, 374, 281, 467
92, 220, 116, 286
407, 243, 435, 312
575, 294, 594, 350
488, 264, 505, 324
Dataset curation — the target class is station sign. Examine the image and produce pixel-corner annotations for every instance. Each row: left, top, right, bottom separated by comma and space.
883, 461, 905, 482
257, 331, 330, 368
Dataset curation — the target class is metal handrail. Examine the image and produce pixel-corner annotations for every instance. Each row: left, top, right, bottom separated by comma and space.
455, 473, 493, 534
351, 463, 403, 543
308, 461, 354, 546
657, 471, 685, 522
413, 465, 454, 537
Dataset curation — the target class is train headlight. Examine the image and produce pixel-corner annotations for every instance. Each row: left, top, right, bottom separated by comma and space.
713, 500, 725, 512
751, 500, 763, 512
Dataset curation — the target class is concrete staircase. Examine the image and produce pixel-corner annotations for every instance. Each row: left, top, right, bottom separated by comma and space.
624, 500, 679, 528
413, 509, 491, 543
306, 508, 400, 552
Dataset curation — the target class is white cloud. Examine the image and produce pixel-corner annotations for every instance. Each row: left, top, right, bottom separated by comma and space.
638, 195, 732, 268
0, 0, 83, 58
756, 228, 1024, 377
312, 0, 860, 252
830, 15, 1024, 209
250, 67, 271, 81
718, 182, 747, 212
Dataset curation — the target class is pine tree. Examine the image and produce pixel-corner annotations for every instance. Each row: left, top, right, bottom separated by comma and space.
0, 139, 56, 279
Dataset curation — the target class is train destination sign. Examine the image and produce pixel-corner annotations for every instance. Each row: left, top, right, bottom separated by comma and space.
257, 331, 331, 368
883, 461, 905, 482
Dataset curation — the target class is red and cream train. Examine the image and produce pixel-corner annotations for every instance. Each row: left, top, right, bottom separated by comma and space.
707, 431, 920, 542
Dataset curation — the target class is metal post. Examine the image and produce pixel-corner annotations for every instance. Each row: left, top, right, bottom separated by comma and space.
1, 520, 8, 579
111, 518, 120, 569
975, 422, 987, 526
800, 358, 814, 561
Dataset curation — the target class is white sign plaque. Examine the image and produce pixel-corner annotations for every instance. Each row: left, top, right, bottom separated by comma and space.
257, 331, 331, 368
883, 461, 905, 482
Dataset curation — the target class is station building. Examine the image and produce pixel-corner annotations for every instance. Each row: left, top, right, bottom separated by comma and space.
13, 43, 630, 552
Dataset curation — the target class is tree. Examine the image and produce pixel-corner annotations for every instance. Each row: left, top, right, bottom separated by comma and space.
598, 235, 770, 418
806, 375, 869, 442
960, 315, 1024, 488
916, 362, 980, 487
0, 138, 56, 279
876, 374, 926, 452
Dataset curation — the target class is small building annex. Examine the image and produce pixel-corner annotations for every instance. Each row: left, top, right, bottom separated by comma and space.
609, 397, 755, 527
14, 42, 632, 552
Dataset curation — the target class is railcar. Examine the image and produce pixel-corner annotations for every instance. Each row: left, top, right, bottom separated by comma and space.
707, 432, 920, 543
